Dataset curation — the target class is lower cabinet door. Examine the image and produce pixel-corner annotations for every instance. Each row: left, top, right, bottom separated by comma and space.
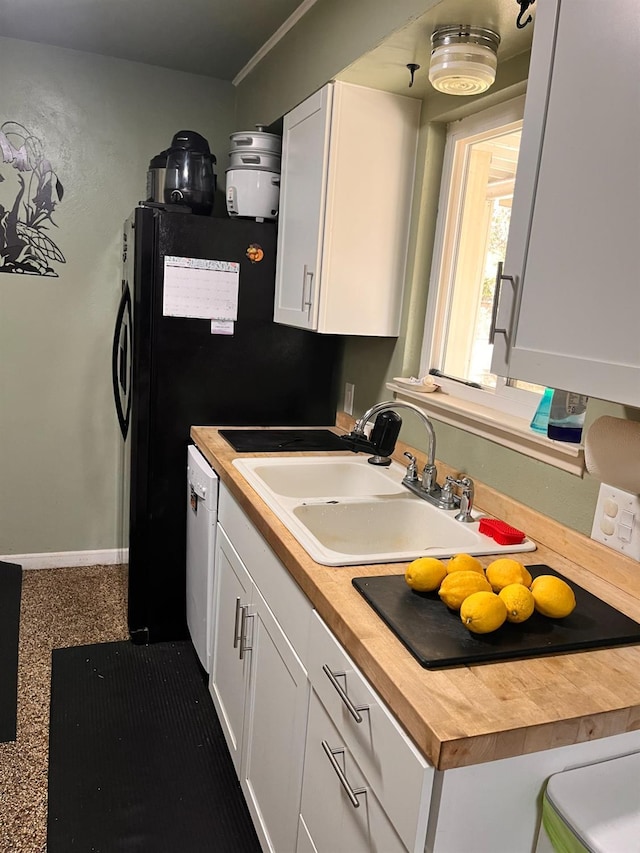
208, 527, 253, 775
299, 690, 407, 853
241, 585, 309, 853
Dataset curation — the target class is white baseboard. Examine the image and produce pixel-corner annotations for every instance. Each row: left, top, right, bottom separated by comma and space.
0, 549, 129, 570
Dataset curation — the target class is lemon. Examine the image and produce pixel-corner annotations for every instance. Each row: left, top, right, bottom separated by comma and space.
438, 570, 492, 610
485, 558, 531, 592
405, 557, 447, 593
499, 583, 535, 623
460, 591, 508, 634
446, 553, 484, 575
530, 575, 576, 618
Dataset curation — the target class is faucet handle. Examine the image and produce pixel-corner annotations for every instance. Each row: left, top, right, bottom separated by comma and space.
403, 452, 418, 481
439, 475, 457, 509
421, 462, 437, 494
442, 475, 456, 497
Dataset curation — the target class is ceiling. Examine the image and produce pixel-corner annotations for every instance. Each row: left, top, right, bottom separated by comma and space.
337, 0, 534, 100
0, 0, 535, 94
0, 0, 311, 81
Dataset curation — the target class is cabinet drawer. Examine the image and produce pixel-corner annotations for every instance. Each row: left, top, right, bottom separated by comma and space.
218, 483, 311, 661
299, 689, 407, 853
307, 611, 433, 853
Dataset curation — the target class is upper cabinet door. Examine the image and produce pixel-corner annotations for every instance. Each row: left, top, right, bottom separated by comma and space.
491, 0, 640, 406
275, 81, 420, 336
274, 86, 331, 331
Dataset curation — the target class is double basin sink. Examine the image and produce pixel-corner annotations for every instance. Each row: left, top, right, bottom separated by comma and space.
233, 456, 536, 566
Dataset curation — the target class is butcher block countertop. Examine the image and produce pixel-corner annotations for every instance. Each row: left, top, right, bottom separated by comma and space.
191, 420, 640, 771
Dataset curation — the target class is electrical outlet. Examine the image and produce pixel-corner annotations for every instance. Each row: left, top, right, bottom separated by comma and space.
344, 382, 355, 416
590, 483, 640, 561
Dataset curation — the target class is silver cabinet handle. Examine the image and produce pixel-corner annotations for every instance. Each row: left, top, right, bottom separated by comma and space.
302, 264, 314, 317
233, 597, 242, 649
321, 740, 366, 808
239, 605, 252, 660
322, 664, 369, 723
488, 261, 515, 344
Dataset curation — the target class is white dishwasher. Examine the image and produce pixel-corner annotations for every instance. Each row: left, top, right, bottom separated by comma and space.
186, 445, 219, 673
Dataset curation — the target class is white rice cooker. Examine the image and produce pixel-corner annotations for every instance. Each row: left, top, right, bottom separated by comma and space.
225, 126, 281, 221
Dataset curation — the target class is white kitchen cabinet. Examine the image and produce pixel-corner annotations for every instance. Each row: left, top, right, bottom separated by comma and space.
209, 527, 253, 771
490, 0, 640, 406
274, 80, 420, 335
241, 576, 309, 853
300, 612, 433, 853
209, 486, 313, 852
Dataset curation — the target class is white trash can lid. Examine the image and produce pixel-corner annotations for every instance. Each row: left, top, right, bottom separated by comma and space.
543, 751, 640, 852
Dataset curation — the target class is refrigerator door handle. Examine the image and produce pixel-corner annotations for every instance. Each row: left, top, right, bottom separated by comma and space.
112, 281, 132, 440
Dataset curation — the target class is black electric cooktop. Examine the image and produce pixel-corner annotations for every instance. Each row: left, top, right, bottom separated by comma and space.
219, 428, 350, 453
353, 565, 640, 669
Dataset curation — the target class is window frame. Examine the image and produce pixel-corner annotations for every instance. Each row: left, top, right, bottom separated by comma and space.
420, 95, 541, 422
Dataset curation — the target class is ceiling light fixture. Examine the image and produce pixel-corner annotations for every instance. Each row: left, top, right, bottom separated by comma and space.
429, 25, 500, 96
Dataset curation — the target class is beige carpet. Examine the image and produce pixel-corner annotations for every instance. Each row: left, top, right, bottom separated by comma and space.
0, 565, 128, 852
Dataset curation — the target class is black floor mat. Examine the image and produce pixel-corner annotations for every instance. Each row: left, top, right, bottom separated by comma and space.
0, 561, 22, 743
47, 640, 261, 853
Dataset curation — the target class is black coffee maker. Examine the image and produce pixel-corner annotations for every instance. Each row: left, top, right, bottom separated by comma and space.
163, 130, 216, 215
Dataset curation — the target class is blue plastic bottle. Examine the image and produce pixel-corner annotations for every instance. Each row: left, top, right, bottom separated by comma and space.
529, 387, 553, 434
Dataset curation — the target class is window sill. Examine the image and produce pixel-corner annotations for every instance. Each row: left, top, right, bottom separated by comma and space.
386, 381, 585, 476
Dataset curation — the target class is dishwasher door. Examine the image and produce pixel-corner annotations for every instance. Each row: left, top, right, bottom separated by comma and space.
186, 445, 219, 672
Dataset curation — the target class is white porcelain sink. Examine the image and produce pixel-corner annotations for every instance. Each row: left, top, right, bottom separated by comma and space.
233, 456, 536, 566
293, 498, 479, 556
237, 457, 405, 498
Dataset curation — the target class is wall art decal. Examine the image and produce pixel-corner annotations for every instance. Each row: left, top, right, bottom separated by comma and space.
0, 121, 65, 276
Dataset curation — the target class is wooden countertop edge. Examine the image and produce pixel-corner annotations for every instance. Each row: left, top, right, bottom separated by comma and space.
191, 423, 640, 771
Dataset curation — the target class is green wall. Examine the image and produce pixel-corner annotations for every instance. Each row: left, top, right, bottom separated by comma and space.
0, 37, 234, 557
234, 0, 442, 128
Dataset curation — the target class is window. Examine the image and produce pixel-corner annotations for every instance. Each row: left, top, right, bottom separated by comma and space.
421, 97, 544, 419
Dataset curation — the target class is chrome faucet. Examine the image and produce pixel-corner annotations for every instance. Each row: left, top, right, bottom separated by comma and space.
352, 400, 436, 467
350, 400, 452, 508
347, 400, 476, 519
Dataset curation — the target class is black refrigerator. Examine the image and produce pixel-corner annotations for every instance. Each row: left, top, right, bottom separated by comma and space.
113, 205, 341, 644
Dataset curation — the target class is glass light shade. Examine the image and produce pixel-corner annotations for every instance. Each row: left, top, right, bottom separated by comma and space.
429, 26, 500, 96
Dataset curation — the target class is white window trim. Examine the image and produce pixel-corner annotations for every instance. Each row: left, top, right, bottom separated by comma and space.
386, 381, 585, 476
421, 97, 535, 412
410, 96, 585, 472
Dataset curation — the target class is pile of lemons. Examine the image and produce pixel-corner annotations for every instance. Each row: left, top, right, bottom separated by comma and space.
404, 553, 576, 635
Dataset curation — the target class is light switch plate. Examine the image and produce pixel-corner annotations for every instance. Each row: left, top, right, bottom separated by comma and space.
591, 482, 640, 561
